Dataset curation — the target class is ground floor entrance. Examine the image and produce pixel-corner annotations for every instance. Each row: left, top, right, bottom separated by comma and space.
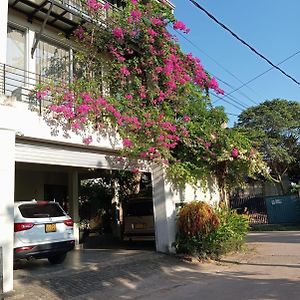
15, 162, 156, 250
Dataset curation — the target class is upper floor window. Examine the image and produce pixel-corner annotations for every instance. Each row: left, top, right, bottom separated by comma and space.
7, 25, 26, 70
6, 25, 26, 94
35, 39, 70, 80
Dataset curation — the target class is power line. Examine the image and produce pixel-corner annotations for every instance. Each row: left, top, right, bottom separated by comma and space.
170, 25, 253, 110
211, 92, 244, 111
223, 93, 248, 109
187, 0, 300, 86
172, 29, 258, 107
227, 112, 239, 117
214, 49, 300, 103
175, 29, 262, 101
215, 76, 257, 105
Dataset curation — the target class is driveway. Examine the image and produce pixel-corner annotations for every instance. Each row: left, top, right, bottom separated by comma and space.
7, 231, 300, 299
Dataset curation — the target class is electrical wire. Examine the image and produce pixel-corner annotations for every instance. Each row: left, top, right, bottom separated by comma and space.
215, 76, 257, 105
211, 92, 244, 111
213, 49, 300, 103
175, 29, 261, 101
188, 0, 300, 86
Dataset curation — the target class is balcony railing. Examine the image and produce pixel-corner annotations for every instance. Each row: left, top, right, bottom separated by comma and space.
0, 63, 53, 113
8, 0, 121, 35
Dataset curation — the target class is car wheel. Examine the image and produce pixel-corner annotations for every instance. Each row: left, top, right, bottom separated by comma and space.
48, 253, 67, 265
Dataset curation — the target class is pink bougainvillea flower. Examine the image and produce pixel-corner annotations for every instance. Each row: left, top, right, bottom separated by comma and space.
173, 20, 190, 34
150, 17, 164, 26
86, 0, 102, 11
123, 138, 134, 148
103, 2, 110, 10
112, 27, 124, 40
131, 0, 138, 5
74, 26, 85, 40
132, 168, 140, 174
204, 142, 211, 150
83, 136, 93, 145
120, 66, 131, 77
131, 9, 142, 20
231, 148, 239, 158
148, 147, 156, 153
125, 94, 133, 100
183, 115, 191, 122
209, 77, 224, 95
147, 28, 158, 37
36, 90, 47, 100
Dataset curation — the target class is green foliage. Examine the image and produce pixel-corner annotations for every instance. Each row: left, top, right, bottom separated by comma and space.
206, 207, 249, 257
236, 99, 300, 189
79, 178, 112, 220
37, 0, 269, 196
174, 201, 249, 259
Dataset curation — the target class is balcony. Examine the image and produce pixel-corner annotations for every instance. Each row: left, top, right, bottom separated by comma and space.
0, 62, 52, 113
8, 0, 120, 35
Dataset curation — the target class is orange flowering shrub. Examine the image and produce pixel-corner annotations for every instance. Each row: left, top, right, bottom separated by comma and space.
177, 201, 220, 236
174, 201, 249, 258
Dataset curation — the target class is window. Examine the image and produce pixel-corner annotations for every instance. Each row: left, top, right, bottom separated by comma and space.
7, 25, 26, 70
35, 39, 70, 80
5, 25, 26, 94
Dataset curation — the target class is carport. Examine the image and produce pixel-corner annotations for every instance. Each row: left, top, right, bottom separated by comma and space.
0, 116, 176, 293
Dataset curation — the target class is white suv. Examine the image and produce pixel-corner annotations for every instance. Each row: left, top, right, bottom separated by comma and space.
14, 200, 75, 264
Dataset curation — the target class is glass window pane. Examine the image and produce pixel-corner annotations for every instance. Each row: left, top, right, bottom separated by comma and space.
5, 26, 26, 94
35, 39, 70, 81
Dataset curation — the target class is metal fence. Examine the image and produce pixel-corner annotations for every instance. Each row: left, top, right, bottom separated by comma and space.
229, 194, 268, 224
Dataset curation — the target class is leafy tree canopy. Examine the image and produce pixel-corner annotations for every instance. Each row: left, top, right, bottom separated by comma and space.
235, 99, 300, 189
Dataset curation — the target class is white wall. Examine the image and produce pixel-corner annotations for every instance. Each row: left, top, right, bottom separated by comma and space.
153, 166, 220, 253
0, 0, 8, 64
14, 101, 123, 151
0, 101, 15, 293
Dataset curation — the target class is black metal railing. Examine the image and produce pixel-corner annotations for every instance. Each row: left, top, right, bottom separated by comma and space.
230, 194, 268, 224
9, 0, 122, 36
0, 63, 54, 113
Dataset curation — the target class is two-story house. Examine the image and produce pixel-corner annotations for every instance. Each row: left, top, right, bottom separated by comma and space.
0, 0, 220, 293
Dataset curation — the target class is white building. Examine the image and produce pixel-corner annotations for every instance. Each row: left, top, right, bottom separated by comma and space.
0, 0, 219, 293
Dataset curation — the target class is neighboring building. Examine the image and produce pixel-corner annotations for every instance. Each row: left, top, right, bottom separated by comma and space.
0, 0, 219, 293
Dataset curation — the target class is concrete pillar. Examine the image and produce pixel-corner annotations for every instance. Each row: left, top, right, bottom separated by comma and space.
111, 177, 121, 239
0, 0, 8, 64
0, 100, 16, 293
152, 166, 176, 253
68, 170, 80, 247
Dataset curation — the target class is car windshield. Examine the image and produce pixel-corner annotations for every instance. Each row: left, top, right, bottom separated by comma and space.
18, 203, 65, 218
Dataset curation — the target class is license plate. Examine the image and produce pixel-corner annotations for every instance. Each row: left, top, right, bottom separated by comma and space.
135, 223, 145, 229
45, 223, 56, 233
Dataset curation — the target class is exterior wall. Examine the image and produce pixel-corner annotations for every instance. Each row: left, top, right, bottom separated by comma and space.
15, 101, 122, 150
153, 166, 220, 253
0, 0, 8, 64
169, 176, 220, 206
0, 100, 15, 293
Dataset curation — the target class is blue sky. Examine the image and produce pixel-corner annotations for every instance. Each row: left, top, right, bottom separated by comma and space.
171, 0, 300, 126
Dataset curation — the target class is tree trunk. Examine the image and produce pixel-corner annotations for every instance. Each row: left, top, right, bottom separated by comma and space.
216, 161, 229, 207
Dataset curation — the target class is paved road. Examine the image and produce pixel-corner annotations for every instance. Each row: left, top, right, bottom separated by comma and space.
7, 231, 300, 299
